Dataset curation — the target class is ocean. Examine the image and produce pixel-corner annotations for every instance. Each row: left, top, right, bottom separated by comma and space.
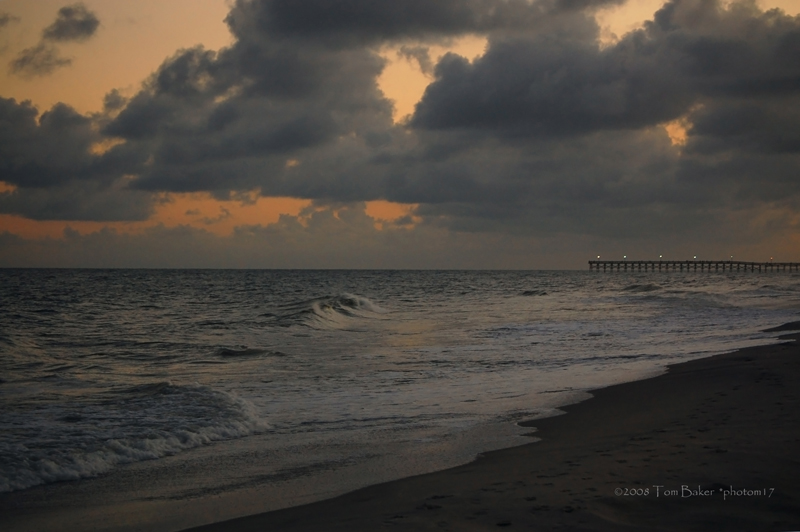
2, 269, 799, 513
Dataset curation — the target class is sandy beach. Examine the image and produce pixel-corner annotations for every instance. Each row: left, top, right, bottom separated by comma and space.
185, 327, 800, 532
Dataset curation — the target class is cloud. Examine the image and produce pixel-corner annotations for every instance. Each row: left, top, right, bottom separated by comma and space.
102, 89, 128, 113
42, 3, 99, 42
0, 179, 153, 221
398, 45, 434, 75
2, 0, 800, 263
0, 97, 148, 220
9, 43, 71, 77
0, 12, 21, 30
411, 0, 800, 137
8, 3, 99, 77
225, 0, 629, 48
0, 12, 21, 56
227, 0, 543, 46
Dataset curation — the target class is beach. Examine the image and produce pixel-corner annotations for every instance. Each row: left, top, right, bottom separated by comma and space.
185, 328, 800, 532
2, 327, 799, 532
2, 269, 799, 532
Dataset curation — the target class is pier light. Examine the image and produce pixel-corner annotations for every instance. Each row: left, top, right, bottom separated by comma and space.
694, 255, 697, 259
623, 255, 627, 260
659, 255, 663, 260
597, 255, 600, 259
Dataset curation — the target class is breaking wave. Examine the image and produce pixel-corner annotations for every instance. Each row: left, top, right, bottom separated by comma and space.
269, 293, 387, 330
0, 382, 266, 493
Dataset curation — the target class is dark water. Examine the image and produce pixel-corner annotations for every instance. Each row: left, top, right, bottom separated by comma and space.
2, 269, 799, 495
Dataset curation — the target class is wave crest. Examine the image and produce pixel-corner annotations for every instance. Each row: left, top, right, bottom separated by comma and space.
0, 383, 266, 493
269, 293, 387, 330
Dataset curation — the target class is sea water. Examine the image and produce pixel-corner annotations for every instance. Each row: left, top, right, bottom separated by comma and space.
1, 269, 799, 504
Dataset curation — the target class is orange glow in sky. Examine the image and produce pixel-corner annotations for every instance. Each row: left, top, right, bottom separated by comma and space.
0, 192, 310, 239
364, 200, 420, 229
663, 116, 691, 146
0, 187, 420, 239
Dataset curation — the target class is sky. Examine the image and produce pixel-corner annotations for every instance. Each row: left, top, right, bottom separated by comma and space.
0, 0, 799, 269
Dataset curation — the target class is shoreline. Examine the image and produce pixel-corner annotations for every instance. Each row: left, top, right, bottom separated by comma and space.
184, 327, 800, 531
2, 325, 799, 532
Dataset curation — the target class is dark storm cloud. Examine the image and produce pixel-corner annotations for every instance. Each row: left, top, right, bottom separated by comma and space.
226, 0, 542, 46
0, 98, 95, 186
553, 0, 626, 11
0, 97, 148, 220
363, 127, 690, 237
100, 31, 393, 192
8, 3, 99, 77
686, 98, 800, 155
226, 0, 628, 48
3, 0, 800, 249
42, 3, 99, 42
0, 181, 153, 221
411, 36, 689, 136
412, 0, 800, 137
383, 0, 800, 239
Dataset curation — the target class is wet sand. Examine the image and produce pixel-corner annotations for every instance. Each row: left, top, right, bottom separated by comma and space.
185, 329, 800, 532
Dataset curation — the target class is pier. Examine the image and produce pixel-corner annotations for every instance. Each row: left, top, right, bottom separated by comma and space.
589, 260, 800, 272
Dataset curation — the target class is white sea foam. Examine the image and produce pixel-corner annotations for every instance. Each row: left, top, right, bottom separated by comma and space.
0, 383, 267, 493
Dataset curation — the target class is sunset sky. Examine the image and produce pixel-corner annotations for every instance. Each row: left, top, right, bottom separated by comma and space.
1, 0, 799, 268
